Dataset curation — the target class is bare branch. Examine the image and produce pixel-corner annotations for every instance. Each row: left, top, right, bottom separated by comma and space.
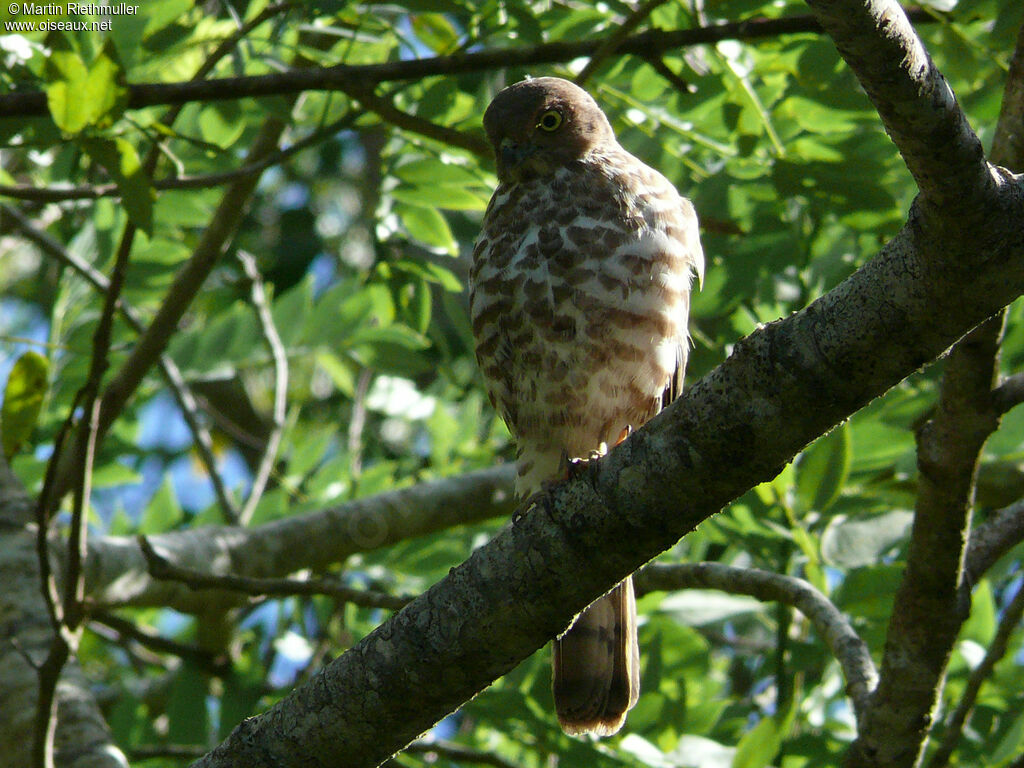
85, 464, 516, 612
848, 313, 1005, 768
33, 218, 134, 768
89, 612, 231, 676
0, 10, 939, 119
965, 497, 1024, 580
139, 535, 412, 611
993, 373, 1024, 415
0, 111, 357, 203
845, 15, 1024, 765
575, 0, 670, 86
637, 562, 877, 720
236, 251, 289, 526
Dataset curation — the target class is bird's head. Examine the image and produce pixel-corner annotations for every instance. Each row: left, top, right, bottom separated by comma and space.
482, 77, 616, 184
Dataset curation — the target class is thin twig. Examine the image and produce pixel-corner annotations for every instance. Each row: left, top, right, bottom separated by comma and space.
3, 203, 242, 522
33, 221, 134, 768
348, 369, 373, 484
993, 372, 1024, 415
0, 112, 356, 203
89, 612, 231, 676
637, 562, 877, 722
926, 581, 1024, 768
965, 497, 1024, 581
575, 0, 670, 85
236, 251, 289, 526
341, 82, 489, 157
138, 535, 413, 611
0, 9, 941, 120
405, 739, 521, 768
640, 55, 697, 95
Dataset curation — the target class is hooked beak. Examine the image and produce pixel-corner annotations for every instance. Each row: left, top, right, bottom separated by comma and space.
498, 137, 536, 169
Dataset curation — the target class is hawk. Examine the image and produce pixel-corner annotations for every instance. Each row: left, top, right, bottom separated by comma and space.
469, 77, 704, 736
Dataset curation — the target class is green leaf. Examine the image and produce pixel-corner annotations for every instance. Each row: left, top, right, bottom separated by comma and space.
777, 95, 863, 134
411, 13, 459, 53
820, 509, 914, 568
394, 157, 485, 187
198, 102, 247, 149
350, 324, 429, 351
960, 579, 996, 646
1, 351, 49, 459
732, 701, 796, 768
45, 50, 91, 134
166, 661, 210, 744
395, 203, 456, 254
82, 137, 155, 235
991, 706, 1024, 765
795, 423, 850, 513
391, 183, 489, 211
45, 42, 127, 133
91, 461, 141, 488
390, 259, 463, 292
316, 350, 357, 398
139, 479, 184, 534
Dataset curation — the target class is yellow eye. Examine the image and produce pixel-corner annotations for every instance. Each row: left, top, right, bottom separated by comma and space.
536, 109, 563, 132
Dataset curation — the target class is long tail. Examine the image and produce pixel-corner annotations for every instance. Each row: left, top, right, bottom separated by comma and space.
552, 575, 639, 736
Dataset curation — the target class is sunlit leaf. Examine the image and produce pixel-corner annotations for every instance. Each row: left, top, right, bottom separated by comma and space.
45, 41, 127, 133
1, 351, 49, 459
82, 137, 155, 235
795, 423, 851, 513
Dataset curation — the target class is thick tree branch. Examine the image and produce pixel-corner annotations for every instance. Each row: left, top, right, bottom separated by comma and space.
188, 147, 1024, 768
848, 315, 1004, 768
803, 0, 991, 212
637, 563, 876, 719
0, 10, 937, 120
847, 16, 1024, 767
84, 465, 516, 613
